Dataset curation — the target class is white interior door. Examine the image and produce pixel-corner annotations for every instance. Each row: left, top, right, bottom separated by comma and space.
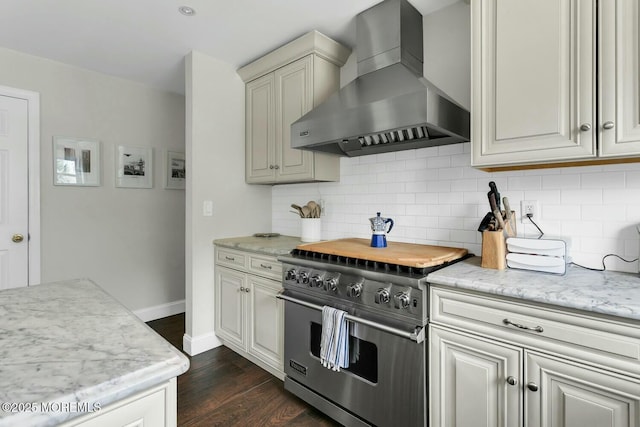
0, 94, 29, 289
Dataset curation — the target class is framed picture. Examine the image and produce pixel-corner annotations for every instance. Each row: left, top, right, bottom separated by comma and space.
165, 151, 185, 190
53, 137, 101, 186
115, 145, 153, 188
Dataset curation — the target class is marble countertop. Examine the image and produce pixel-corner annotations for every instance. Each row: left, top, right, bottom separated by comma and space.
427, 257, 640, 322
0, 279, 190, 427
213, 235, 302, 256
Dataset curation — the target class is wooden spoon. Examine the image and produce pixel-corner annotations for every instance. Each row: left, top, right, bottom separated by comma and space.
290, 204, 304, 217
301, 205, 311, 218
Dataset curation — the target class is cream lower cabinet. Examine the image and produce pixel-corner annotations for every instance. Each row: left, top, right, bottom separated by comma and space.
430, 325, 522, 427
239, 31, 349, 184
214, 247, 284, 379
61, 379, 176, 427
472, 0, 640, 169
429, 286, 640, 427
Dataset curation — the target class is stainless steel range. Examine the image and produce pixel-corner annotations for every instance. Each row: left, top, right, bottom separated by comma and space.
277, 240, 469, 427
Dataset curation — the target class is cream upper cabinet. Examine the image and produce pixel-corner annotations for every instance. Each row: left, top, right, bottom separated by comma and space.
472, 0, 640, 168
472, 0, 596, 168
238, 31, 350, 184
599, 0, 640, 156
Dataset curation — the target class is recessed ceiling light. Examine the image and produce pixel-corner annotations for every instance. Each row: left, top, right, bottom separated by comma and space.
178, 6, 196, 16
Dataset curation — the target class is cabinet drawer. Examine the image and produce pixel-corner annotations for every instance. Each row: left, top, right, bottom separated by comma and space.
216, 248, 247, 270
430, 286, 640, 376
249, 255, 282, 281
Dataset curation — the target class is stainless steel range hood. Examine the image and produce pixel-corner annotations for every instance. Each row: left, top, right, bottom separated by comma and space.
291, 0, 470, 157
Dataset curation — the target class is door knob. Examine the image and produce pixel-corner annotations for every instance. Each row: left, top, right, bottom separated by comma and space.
12, 234, 24, 243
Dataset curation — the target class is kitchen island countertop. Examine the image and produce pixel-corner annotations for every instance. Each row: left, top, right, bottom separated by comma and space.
213, 234, 302, 257
427, 256, 640, 321
0, 278, 189, 427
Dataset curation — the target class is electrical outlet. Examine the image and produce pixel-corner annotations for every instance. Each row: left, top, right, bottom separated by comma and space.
520, 200, 539, 223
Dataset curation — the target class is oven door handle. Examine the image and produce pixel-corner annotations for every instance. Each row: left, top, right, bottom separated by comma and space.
277, 293, 425, 344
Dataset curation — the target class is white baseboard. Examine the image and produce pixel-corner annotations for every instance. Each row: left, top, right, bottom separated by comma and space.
183, 332, 223, 356
134, 299, 185, 322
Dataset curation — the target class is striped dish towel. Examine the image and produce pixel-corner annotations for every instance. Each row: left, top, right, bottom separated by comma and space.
320, 306, 349, 371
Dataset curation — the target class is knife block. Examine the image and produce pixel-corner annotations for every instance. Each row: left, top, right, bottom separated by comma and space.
481, 231, 506, 270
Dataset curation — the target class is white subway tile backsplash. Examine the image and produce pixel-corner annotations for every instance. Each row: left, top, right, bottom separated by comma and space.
438, 144, 464, 156
508, 176, 542, 191
561, 189, 603, 204
427, 155, 451, 169
605, 188, 640, 204
272, 143, 640, 272
581, 172, 625, 188
542, 174, 580, 189
438, 167, 464, 180
542, 204, 581, 220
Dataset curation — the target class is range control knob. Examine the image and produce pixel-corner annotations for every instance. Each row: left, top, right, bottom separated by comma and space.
310, 274, 323, 287
285, 269, 297, 281
346, 283, 363, 298
375, 288, 390, 304
298, 271, 310, 285
324, 278, 338, 293
394, 292, 411, 309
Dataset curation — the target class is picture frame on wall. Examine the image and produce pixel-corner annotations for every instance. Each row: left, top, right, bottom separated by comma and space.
53, 137, 101, 186
115, 145, 153, 189
165, 150, 185, 190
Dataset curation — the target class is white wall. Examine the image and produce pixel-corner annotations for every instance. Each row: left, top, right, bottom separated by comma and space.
272, 3, 640, 274
0, 46, 186, 312
185, 51, 271, 355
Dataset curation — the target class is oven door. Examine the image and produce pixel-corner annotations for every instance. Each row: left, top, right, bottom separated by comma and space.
281, 294, 426, 427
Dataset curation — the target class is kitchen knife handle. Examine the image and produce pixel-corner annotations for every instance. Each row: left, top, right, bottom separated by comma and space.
488, 192, 498, 212
489, 181, 501, 210
493, 209, 506, 230
503, 197, 512, 221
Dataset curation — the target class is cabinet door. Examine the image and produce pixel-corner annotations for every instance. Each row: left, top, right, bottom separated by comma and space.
472, 0, 596, 167
214, 267, 245, 348
246, 73, 276, 183
430, 325, 523, 427
246, 276, 283, 371
526, 351, 640, 427
274, 55, 314, 182
600, 0, 640, 156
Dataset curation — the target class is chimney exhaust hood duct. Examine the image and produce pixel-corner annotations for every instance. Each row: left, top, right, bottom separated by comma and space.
291, 0, 470, 157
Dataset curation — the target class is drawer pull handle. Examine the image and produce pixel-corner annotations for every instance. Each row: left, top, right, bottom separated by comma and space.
225, 256, 235, 261
503, 318, 543, 333
260, 263, 272, 270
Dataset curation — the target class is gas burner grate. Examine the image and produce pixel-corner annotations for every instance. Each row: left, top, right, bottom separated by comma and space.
289, 248, 469, 276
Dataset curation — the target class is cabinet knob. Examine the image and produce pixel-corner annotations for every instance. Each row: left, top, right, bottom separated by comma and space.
506, 376, 518, 386
527, 382, 539, 392
603, 121, 615, 130
239, 287, 245, 292
269, 165, 274, 169
245, 287, 250, 293
274, 165, 280, 170
12, 234, 24, 243
580, 123, 591, 132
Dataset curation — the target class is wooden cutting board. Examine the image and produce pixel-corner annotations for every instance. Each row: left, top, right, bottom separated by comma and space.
296, 238, 468, 268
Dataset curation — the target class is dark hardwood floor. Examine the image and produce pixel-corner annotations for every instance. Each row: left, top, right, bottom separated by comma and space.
147, 314, 340, 427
